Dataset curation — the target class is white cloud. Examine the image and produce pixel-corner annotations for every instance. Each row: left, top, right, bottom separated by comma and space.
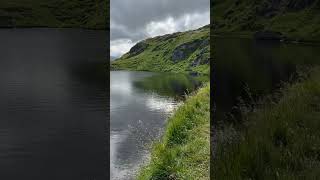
182, 11, 210, 30
145, 17, 177, 37
145, 11, 210, 38
111, 0, 209, 32
110, 39, 136, 58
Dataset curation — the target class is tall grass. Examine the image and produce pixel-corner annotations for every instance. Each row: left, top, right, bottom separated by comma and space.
213, 68, 320, 179
138, 83, 210, 180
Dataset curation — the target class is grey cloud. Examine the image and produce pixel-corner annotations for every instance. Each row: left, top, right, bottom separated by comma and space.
111, 23, 146, 41
111, 0, 210, 41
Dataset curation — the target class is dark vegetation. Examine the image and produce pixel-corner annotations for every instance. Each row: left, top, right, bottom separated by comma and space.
133, 73, 206, 98
213, 67, 320, 179
0, 0, 107, 29
212, 0, 320, 41
212, 1, 320, 178
111, 25, 210, 74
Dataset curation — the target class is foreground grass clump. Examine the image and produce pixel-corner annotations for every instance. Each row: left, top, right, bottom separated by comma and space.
214, 68, 320, 179
138, 83, 210, 180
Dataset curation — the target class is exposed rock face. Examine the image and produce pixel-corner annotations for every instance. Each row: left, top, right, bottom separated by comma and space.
286, 0, 316, 10
190, 48, 210, 67
112, 25, 210, 74
128, 41, 148, 58
256, 0, 317, 17
172, 38, 209, 63
254, 30, 285, 40
256, 0, 282, 18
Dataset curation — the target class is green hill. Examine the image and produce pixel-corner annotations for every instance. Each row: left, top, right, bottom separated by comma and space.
111, 25, 210, 74
212, 0, 320, 41
0, 0, 107, 29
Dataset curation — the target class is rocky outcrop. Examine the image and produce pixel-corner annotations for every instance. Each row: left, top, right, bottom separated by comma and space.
128, 41, 149, 58
256, 0, 317, 16
286, 0, 316, 10
111, 25, 210, 74
172, 38, 209, 63
256, 0, 282, 18
190, 48, 210, 67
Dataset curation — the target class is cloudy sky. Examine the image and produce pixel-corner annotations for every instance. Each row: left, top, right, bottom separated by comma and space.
110, 0, 210, 58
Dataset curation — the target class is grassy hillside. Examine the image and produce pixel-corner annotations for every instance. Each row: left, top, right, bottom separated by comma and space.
111, 25, 210, 74
212, 0, 320, 41
0, 0, 107, 29
213, 67, 320, 179
138, 83, 210, 180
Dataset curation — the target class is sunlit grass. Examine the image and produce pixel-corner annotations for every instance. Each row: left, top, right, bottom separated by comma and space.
138, 83, 210, 180
111, 26, 210, 75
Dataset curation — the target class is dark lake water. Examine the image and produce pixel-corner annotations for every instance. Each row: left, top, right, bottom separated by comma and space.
110, 71, 202, 180
0, 29, 108, 179
214, 37, 320, 122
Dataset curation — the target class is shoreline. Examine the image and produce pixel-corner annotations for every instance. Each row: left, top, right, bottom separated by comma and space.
137, 83, 210, 179
110, 70, 210, 179
212, 32, 320, 46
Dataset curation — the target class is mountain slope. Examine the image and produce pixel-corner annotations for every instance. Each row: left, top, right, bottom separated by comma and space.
111, 25, 210, 74
212, 0, 320, 41
0, 0, 107, 29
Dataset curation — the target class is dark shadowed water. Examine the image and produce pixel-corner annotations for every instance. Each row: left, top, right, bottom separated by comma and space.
110, 71, 201, 180
214, 37, 320, 122
0, 29, 108, 180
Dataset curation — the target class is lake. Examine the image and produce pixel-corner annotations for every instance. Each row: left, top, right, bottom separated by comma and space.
0, 29, 108, 179
214, 37, 320, 122
110, 71, 202, 179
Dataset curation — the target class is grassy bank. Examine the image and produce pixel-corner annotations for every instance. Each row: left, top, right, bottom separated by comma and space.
213, 67, 320, 179
138, 83, 210, 180
0, 0, 107, 29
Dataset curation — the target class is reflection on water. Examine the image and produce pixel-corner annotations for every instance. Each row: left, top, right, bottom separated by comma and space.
110, 71, 201, 180
133, 73, 203, 98
214, 37, 320, 122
